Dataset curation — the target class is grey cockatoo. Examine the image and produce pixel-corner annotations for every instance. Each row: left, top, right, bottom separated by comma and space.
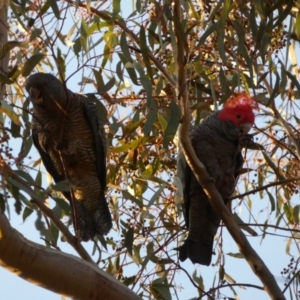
26, 72, 112, 241
177, 93, 257, 265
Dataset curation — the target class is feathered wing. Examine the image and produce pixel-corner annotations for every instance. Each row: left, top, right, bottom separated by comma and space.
177, 116, 243, 265
27, 73, 112, 241
32, 128, 74, 206
82, 99, 112, 237
177, 140, 222, 265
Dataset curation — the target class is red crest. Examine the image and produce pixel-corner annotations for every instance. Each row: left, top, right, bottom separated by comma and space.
223, 92, 258, 110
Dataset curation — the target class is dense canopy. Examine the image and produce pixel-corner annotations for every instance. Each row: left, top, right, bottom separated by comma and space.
0, 1, 299, 299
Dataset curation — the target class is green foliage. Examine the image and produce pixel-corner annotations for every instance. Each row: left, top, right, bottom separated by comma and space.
1, 0, 300, 299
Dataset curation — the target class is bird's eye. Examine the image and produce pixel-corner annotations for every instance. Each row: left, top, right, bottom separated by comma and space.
236, 114, 241, 119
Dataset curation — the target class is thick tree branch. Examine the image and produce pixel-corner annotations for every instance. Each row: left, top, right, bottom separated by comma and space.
178, 88, 286, 300
0, 155, 94, 263
0, 211, 140, 300
178, 84, 286, 300
175, 3, 285, 300
178, 83, 286, 300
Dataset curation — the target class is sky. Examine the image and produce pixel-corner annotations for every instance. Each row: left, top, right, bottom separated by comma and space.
0, 201, 291, 299
0, 1, 297, 300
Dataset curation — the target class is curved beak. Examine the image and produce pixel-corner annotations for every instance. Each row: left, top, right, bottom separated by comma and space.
239, 123, 252, 135
28, 86, 43, 105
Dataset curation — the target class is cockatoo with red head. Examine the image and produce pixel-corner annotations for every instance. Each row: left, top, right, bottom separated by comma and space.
177, 93, 257, 265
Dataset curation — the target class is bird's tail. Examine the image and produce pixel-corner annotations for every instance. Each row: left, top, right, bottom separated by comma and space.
75, 195, 112, 242
178, 238, 213, 266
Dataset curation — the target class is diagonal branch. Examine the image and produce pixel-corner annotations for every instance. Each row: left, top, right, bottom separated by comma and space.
0, 155, 94, 263
0, 211, 140, 300
177, 71, 286, 300
30, 197, 93, 263
174, 2, 285, 300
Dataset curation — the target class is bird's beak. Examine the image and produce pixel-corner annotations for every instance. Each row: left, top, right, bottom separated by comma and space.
28, 86, 43, 105
239, 123, 252, 135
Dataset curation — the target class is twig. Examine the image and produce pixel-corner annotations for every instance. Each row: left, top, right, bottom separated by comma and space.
282, 269, 300, 293
238, 223, 300, 233
64, 0, 177, 88
254, 125, 299, 161
199, 283, 264, 299
30, 198, 94, 263
270, 97, 300, 160
229, 176, 300, 201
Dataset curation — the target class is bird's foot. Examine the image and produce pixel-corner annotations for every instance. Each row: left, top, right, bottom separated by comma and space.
55, 142, 64, 151
208, 176, 215, 183
238, 134, 254, 149
54, 141, 73, 155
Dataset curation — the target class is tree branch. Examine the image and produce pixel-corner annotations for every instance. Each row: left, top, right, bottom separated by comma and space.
175, 3, 285, 300
0, 1, 8, 101
269, 97, 300, 160
178, 82, 286, 300
30, 198, 94, 263
0, 155, 94, 263
229, 176, 300, 201
0, 211, 140, 300
200, 282, 264, 299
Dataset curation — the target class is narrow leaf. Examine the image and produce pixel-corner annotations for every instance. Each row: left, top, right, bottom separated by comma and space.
98, 77, 116, 95
144, 108, 157, 136
21, 53, 44, 76
262, 151, 286, 180
293, 205, 300, 224
266, 190, 276, 213
233, 213, 257, 236
199, 23, 218, 45
113, 0, 121, 14
285, 70, 300, 95
253, 0, 266, 19
112, 137, 150, 153
125, 227, 134, 255
227, 252, 244, 259
0, 101, 21, 126
140, 26, 153, 81
120, 32, 133, 63
49, 0, 60, 19
148, 185, 164, 207
163, 102, 181, 149
0, 41, 27, 60
6, 177, 43, 201
158, 113, 167, 131
23, 206, 34, 222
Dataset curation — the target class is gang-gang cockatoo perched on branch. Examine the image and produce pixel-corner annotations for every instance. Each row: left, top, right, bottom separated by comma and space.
177, 93, 257, 265
26, 73, 112, 242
